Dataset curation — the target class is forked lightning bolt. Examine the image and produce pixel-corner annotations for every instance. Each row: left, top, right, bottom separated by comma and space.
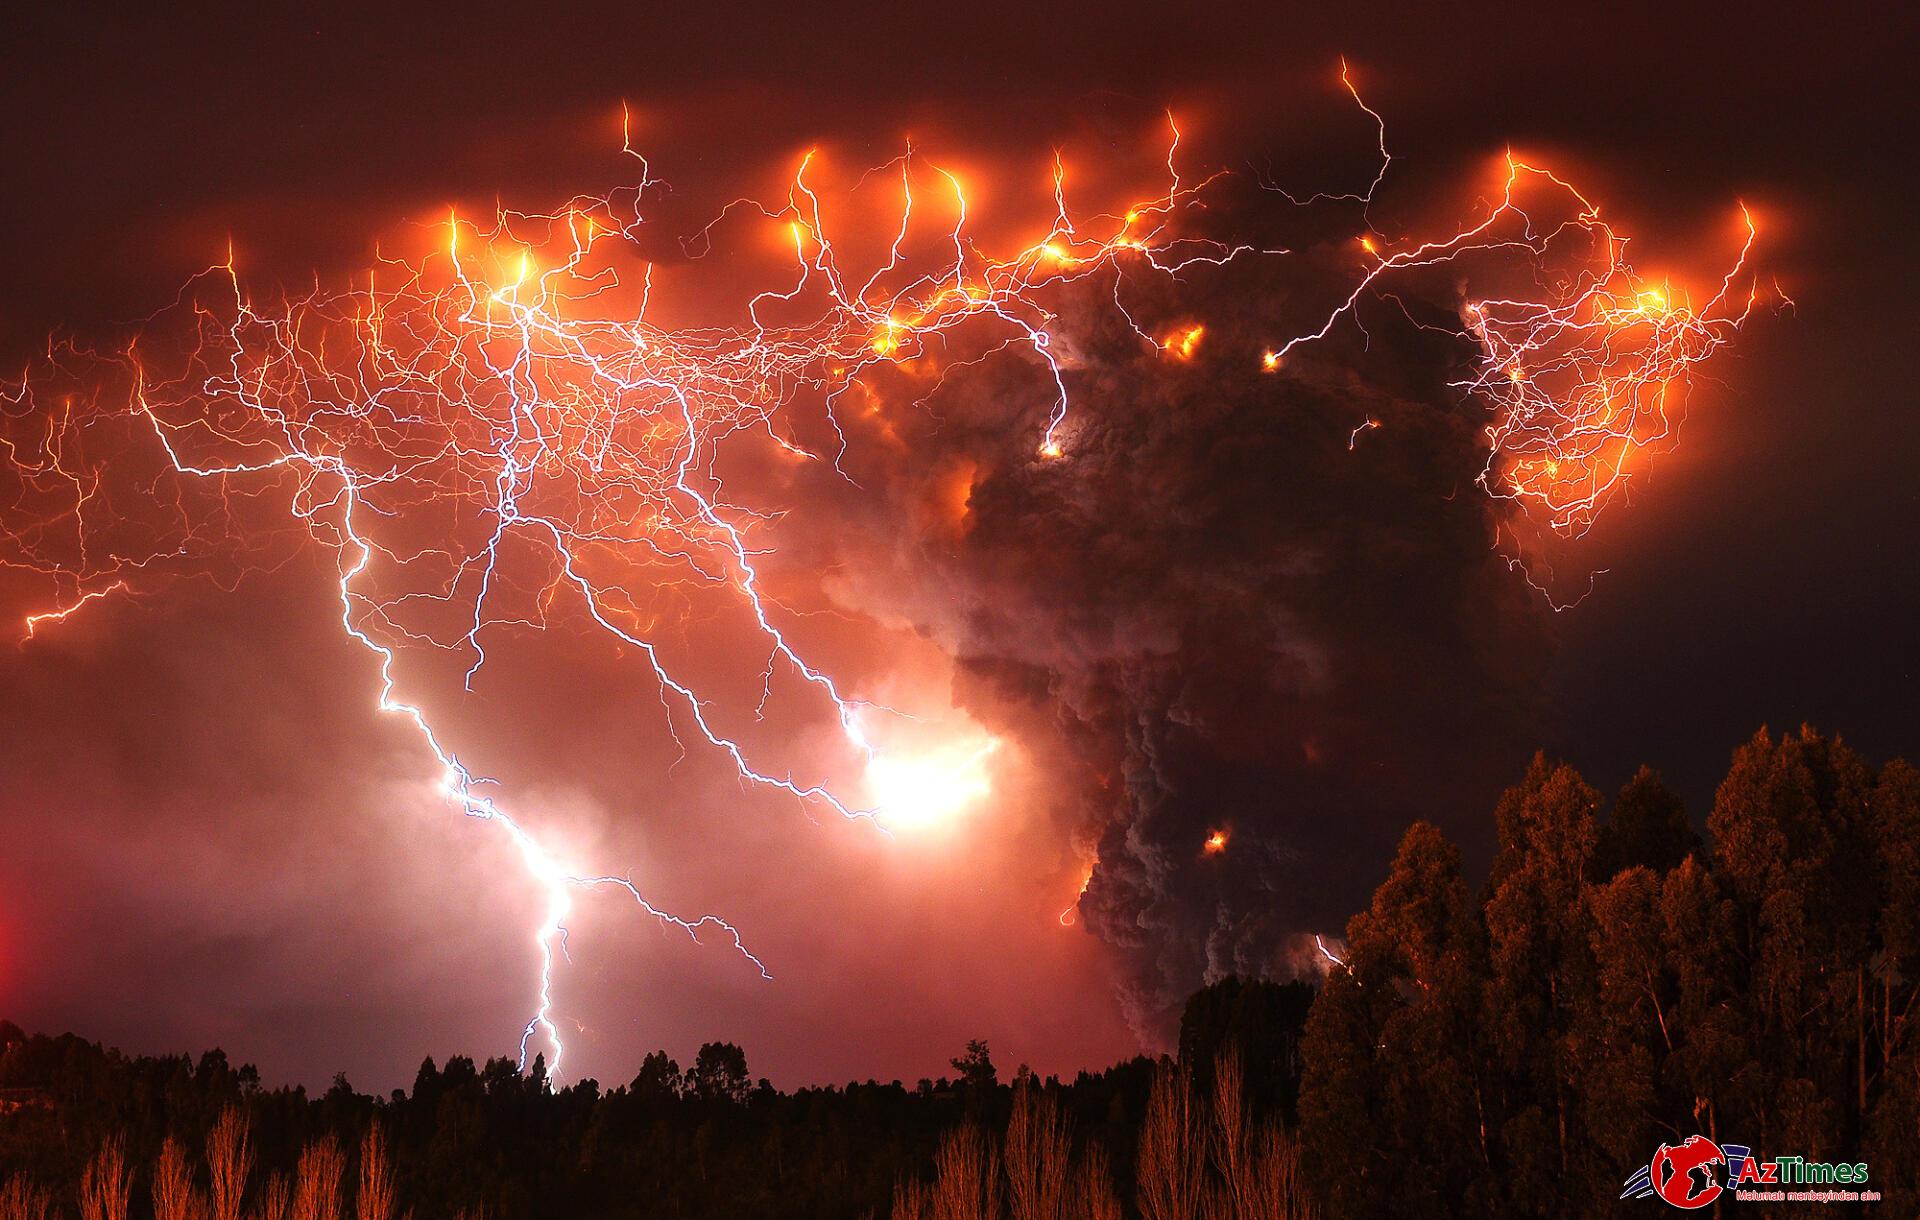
1, 66, 1773, 1073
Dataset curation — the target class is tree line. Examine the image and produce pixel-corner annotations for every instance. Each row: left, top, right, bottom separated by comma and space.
2, 725, 1914, 1217
1303, 725, 1920, 1216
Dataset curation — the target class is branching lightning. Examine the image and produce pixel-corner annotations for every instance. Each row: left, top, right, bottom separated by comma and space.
0, 65, 1774, 1073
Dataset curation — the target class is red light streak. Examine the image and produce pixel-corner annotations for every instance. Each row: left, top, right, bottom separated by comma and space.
22, 580, 128, 638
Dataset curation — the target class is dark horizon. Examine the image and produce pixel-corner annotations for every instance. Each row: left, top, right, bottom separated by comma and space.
5, 722, 1917, 1218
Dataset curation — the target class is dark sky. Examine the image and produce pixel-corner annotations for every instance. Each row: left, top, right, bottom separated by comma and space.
1, 1, 1915, 1091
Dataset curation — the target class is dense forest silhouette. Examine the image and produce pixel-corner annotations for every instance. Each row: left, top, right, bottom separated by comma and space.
3, 725, 1916, 1217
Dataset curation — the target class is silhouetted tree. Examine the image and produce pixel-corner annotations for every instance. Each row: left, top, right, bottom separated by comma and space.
629, 1052, 681, 1105
1176, 976, 1312, 1121
1300, 821, 1488, 1218
950, 1041, 998, 1092
1483, 755, 1603, 1207
688, 1044, 750, 1106
1707, 726, 1877, 1153
1590, 767, 1697, 880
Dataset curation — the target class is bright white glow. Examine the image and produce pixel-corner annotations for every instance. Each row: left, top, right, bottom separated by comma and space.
864, 737, 998, 831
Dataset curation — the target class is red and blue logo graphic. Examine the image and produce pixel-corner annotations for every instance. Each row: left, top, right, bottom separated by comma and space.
1619, 1136, 1737, 1209
1622, 1138, 1876, 1206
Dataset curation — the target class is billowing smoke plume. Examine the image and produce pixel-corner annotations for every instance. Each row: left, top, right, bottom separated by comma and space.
3, 131, 1707, 1062
789, 184, 1552, 1038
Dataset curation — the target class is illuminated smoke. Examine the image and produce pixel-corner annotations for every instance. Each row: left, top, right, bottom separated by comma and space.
0, 67, 1770, 1061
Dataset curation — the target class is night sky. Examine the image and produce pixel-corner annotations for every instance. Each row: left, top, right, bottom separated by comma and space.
1, 2, 1915, 1093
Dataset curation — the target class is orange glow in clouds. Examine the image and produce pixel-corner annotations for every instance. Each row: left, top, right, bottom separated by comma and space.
0, 65, 1774, 1070
1164, 324, 1206, 359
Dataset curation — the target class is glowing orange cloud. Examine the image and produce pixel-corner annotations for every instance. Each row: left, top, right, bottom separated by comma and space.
0, 63, 1773, 1072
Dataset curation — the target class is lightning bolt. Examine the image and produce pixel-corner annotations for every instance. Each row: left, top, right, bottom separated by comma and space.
0, 65, 1774, 1076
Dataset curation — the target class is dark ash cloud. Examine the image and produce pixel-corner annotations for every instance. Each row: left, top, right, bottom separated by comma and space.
792, 194, 1552, 1038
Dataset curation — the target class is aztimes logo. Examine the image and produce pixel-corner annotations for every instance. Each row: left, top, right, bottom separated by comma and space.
1620, 1137, 1880, 1207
